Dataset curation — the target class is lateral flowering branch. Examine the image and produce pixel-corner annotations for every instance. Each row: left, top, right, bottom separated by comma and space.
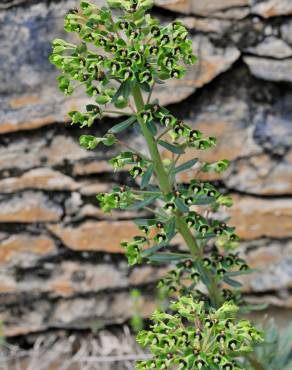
50, 0, 263, 369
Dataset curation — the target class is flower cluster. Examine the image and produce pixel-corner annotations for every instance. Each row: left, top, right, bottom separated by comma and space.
137, 298, 263, 370
96, 185, 136, 212
158, 251, 250, 300
50, 0, 196, 113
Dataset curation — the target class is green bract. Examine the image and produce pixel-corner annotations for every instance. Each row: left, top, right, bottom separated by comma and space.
51, 1, 265, 369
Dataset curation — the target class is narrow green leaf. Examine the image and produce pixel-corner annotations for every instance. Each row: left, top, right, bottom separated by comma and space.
194, 196, 215, 205
148, 253, 192, 263
111, 81, 130, 104
133, 218, 153, 226
139, 82, 151, 92
225, 269, 257, 277
141, 164, 154, 189
157, 140, 185, 154
141, 244, 166, 257
128, 194, 159, 210
109, 116, 136, 134
223, 276, 242, 288
195, 261, 211, 285
146, 120, 157, 135
172, 158, 198, 175
165, 218, 176, 240
174, 198, 189, 213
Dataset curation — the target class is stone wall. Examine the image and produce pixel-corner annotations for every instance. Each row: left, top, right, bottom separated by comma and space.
0, 0, 292, 341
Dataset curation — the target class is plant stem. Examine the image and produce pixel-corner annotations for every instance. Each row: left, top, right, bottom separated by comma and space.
131, 84, 171, 195
131, 83, 222, 308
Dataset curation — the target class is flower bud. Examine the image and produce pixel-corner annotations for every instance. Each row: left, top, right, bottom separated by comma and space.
149, 46, 159, 55
150, 26, 160, 37
184, 196, 194, 205
228, 340, 237, 350
118, 20, 129, 30
217, 268, 226, 276
164, 202, 176, 211
198, 224, 209, 234
223, 363, 233, 370
160, 34, 170, 45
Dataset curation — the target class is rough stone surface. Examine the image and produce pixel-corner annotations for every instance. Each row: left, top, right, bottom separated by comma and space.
154, 0, 249, 15
252, 0, 292, 18
246, 36, 292, 59
0, 234, 56, 267
228, 195, 292, 239
0, 0, 292, 345
0, 168, 79, 193
0, 292, 156, 337
0, 192, 63, 223
48, 221, 141, 253
244, 57, 292, 83
240, 240, 292, 293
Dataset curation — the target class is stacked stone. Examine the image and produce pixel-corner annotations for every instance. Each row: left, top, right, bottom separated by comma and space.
0, 0, 291, 338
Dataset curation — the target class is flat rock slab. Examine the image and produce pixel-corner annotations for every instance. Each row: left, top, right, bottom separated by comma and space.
244, 57, 292, 83
252, 0, 292, 18
154, 0, 249, 15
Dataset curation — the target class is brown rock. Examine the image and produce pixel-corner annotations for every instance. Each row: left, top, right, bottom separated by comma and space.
78, 182, 113, 196
79, 204, 145, 220
154, 0, 249, 15
227, 195, 292, 239
0, 192, 63, 223
252, 0, 292, 18
0, 234, 56, 265
0, 168, 79, 193
244, 57, 292, 83
48, 221, 141, 253
73, 160, 112, 176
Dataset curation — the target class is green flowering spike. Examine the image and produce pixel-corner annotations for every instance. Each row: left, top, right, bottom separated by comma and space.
52, 3, 268, 368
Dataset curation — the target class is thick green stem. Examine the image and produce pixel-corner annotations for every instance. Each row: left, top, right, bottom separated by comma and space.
131, 83, 222, 308
132, 84, 171, 195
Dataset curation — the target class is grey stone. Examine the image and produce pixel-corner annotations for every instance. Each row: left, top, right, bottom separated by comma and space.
244, 56, 292, 83
282, 20, 292, 46
0, 191, 63, 223
154, 0, 249, 15
246, 36, 292, 59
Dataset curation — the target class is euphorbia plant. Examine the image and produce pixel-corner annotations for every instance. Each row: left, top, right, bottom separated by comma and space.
50, 0, 265, 368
